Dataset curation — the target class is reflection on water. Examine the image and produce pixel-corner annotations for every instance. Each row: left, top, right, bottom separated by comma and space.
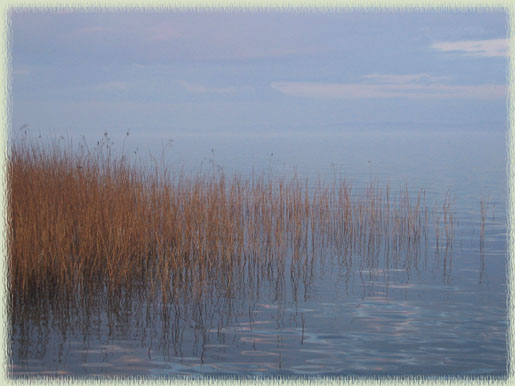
9, 130, 508, 378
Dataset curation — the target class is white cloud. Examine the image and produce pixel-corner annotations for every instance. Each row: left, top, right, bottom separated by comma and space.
432, 38, 507, 57
362, 73, 449, 84
271, 75, 505, 100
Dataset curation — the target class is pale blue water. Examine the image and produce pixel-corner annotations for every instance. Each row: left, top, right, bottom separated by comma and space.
10, 127, 508, 377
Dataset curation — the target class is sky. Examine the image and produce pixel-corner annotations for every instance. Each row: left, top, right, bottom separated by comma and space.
9, 11, 508, 139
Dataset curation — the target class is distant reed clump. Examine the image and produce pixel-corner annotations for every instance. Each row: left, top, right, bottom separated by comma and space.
7, 135, 454, 307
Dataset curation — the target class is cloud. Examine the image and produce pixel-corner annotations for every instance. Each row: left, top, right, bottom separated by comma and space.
180, 82, 238, 94
271, 74, 505, 100
92, 81, 129, 92
73, 22, 180, 43
362, 73, 450, 84
147, 23, 181, 42
12, 66, 31, 76
73, 26, 112, 37
431, 38, 507, 57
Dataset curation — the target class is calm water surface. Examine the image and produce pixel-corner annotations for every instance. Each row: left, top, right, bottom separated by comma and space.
10, 128, 508, 377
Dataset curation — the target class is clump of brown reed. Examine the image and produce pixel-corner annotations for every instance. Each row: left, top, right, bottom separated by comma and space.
7, 135, 455, 310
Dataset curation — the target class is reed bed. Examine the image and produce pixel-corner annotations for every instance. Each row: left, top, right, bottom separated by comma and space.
7, 135, 455, 312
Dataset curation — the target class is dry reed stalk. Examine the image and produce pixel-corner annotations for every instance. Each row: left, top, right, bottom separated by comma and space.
8, 135, 456, 311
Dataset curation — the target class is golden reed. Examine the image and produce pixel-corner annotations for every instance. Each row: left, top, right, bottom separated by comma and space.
7, 135, 455, 306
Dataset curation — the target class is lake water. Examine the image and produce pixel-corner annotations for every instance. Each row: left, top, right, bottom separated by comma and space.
9, 127, 509, 378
